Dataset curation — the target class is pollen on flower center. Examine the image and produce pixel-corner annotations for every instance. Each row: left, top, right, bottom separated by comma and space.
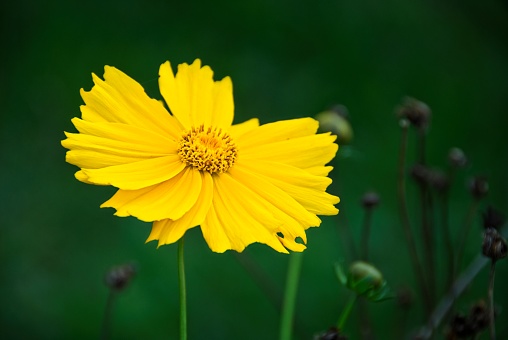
178, 125, 238, 173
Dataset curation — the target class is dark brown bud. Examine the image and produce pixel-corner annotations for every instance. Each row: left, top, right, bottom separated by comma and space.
427, 169, 449, 192
482, 228, 507, 262
104, 263, 137, 291
396, 97, 431, 130
482, 206, 505, 230
410, 164, 430, 186
314, 327, 348, 340
448, 147, 467, 168
361, 191, 380, 209
448, 314, 473, 338
468, 177, 489, 200
468, 300, 489, 333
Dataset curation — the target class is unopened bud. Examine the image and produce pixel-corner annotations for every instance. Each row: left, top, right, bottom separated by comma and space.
468, 177, 489, 200
448, 314, 473, 338
468, 300, 489, 333
396, 97, 431, 130
482, 228, 507, 262
104, 263, 137, 291
427, 169, 449, 192
361, 191, 380, 209
349, 261, 384, 290
448, 147, 467, 168
314, 327, 348, 340
316, 105, 353, 144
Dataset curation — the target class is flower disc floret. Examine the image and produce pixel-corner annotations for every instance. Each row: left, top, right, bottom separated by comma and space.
178, 125, 238, 173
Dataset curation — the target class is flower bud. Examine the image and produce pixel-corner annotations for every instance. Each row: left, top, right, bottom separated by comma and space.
468, 177, 489, 200
448, 314, 473, 338
361, 191, 380, 209
316, 105, 353, 145
448, 147, 467, 168
314, 327, 348, 340
468, 300, 489, 333
482, 228, 507, 262
349, 261, 384, 291
104, 263, 137, 291
396, 97, 431, 130
410, 164, 429, 185
335, 261, 391, 302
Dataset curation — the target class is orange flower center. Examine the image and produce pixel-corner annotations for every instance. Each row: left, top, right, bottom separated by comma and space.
178, 125, 238, 173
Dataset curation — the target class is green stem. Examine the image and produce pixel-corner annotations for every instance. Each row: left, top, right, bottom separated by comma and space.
178, 237, 187, 340
361, 208, 373, 261
100, 289, 116, 340
337, 295, 358, 330
455, 200, 480, 275
396, 120, 432, 316
488, 261, 496, 340
279, 252, 303, 340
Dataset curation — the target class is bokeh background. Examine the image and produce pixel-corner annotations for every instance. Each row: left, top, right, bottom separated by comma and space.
1, 0, 507, 338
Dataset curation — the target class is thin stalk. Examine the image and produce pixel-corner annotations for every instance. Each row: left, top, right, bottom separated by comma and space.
339, 212, 358, 260
417, 130, 436, 306
279, 252, 303, 340
455, 200, 480, 275
396, 120, 432, 315
416, 254, 490, 339
440, 192, 455, 292
178, 237, 187, 340
359, 298, 373, 340
337, 295, 358, 330
488, 261, 496, 340
361, 208, 373, 261
100, 289, 116, 340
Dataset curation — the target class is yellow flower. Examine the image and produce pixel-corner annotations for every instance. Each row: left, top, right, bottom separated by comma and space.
62, 59, 339, 253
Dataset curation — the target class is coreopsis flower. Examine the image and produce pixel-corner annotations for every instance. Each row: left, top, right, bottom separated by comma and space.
62, 59, 339, 253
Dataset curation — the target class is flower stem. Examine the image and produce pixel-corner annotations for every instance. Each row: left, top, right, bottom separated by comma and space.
279, 252, 303, 340
488, 261, 496, 340
178, 237, 187, 340
100, 289, 116, 340
396, 120, 431, 316
455, 200, 480, 275
337, 295, 358, 330
361, 208, 373, 261
416, 254, 490, 339
440, 192, 455, 292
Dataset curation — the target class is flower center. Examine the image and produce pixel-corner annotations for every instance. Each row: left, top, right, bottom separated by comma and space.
178, 125, 238, 173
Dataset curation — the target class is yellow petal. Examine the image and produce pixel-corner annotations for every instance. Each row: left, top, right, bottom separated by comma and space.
201, 173, 291, 253
228, 118, 259, 140
304, 166, 334, 177
228, 165, 320, 234
237, 118, 319, 148
80, 66, 182, 139
101, 167, 202, 221
236, 159, 339, 216
62, 118, 178, 169
79, 155, 186, 190
240, 133, 338, 169
159, 60, 234, 130
146, 171, 214, 246
278, 236, 306, 252
210, 75, 234, 129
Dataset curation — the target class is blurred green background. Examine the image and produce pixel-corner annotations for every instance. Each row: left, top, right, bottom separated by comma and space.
1, 0, 507, 338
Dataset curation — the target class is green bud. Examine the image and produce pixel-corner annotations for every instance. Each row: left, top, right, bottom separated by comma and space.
335, 261, 392, 302
316, 109, 353, 145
